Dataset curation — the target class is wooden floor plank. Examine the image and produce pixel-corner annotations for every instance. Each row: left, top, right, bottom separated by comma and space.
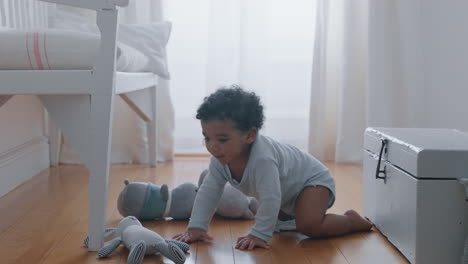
0, 166, 89, 263
268, 232, 312, 264
0, 168, 51, 234
147, 219, 197, 264
0, 157, 409, 264
194, 217, 235, 264
301, 238, 350, 264
330, 231, 409, 264
359, 229, 409, 264
39, 165, 139, 264
230, 219, 273, 264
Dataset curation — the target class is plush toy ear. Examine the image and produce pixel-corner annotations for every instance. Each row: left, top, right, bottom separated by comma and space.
124, 179, 130, 185
160, 184, 169, 202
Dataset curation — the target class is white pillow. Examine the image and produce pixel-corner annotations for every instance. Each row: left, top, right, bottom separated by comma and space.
116, 37, 151, 72
119, 22, 171, 79
51, 9, 171, 79
0, 29, 149, 72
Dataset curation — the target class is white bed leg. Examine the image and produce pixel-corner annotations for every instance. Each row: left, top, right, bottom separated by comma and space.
146, 85, 157, 167
87, 94, 115, 251
87, 8, 119, 251
48, 119, 62, 167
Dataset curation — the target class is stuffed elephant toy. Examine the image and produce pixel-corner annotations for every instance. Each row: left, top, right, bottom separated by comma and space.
117, 180, 198, 220
198, 169, 259, 219
117, 170, 259, 220
83, 216, 190, 264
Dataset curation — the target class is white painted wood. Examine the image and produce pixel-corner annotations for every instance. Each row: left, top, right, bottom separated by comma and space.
364, 127, 468, 179
1, 0, 161, 251
416, 177, 468, 264
0, 136, 47, 167
364, 154, 418, 263
147, 85, 157, 167
0, 95, 49, 200
14, 1, 22, 28
21, 0, 28, 27
115, 72, 158, 94
0, 0, 49, 28
0, 70, 94, 94
85, 9, 119, 251
0, 72, 157, 95
0, 95, 46, 155
0, 2, 5, 26
6, 0, 15, 27
363, 128, 468, 264
119, 85, 159, 166
39, 0, 129, 10
87, 93, 115, 251
38, 95, 92, 164
0, 136, 49, 198
119, 89, 152, 122
48, 117, 61, 166
0, 0, 51, 195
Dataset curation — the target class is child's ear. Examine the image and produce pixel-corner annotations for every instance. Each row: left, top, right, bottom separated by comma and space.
245, 128, 257, 144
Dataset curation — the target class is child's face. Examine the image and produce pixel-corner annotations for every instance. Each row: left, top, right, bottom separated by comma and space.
201, 119, 256, 165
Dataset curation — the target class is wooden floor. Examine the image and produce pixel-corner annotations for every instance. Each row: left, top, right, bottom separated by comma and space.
0, 157, 409, 264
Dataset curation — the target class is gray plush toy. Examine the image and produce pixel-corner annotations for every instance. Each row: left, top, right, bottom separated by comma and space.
198, 169, 259, 219
83, 216, 190, 264
117, 180, 198, 220
117, 170, 259, 220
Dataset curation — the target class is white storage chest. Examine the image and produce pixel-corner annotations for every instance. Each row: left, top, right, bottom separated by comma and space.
363, 127, 468, 264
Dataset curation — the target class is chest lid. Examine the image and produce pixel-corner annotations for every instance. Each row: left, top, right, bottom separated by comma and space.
364, 127, 468, 179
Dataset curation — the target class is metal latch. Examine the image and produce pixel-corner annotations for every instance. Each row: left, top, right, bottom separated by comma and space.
375, 138, 388, 180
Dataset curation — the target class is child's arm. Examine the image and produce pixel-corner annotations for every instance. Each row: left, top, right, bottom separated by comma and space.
188, 165, 226, 229
239, 158, 282, 249
174, 162, 227, 242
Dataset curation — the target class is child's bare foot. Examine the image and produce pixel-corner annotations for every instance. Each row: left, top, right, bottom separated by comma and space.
344, 209, 373, 232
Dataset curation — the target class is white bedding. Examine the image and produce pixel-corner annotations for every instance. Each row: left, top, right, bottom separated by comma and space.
0, 29, 150, 72
50, 9, 172, 79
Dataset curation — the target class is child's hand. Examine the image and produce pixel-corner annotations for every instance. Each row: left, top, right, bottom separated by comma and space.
172, 228, 213, 243
235, 234, 270, 250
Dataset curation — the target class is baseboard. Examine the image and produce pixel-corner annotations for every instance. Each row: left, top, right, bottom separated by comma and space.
0, 137, 49, 198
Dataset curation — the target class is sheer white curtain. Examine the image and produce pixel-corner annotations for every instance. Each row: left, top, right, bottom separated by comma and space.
308, 0, 430, 163
369, 0, 468, 130
311, 0, 468, 163
165, 0, 317, 154
59, 0, 468, 164
308, 0, 368, 162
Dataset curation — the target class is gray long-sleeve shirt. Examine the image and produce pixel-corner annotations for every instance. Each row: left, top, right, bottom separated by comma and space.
188, 134, 334, 242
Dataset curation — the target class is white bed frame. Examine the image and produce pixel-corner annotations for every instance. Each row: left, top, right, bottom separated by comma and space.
0, 0, 159, 251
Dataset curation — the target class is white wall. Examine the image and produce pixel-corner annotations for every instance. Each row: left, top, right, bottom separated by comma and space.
0, 0, 52, 198
0, 96, 49, 198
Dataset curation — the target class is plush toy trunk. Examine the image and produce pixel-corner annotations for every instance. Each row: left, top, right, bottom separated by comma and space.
363, 127, 468, 264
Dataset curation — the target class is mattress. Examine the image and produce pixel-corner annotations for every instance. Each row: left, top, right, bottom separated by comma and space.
0, 29, 150, 73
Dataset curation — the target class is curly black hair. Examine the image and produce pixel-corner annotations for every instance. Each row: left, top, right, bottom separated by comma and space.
196, 85, 264, 131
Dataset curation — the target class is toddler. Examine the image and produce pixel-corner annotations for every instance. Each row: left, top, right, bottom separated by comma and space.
173, 86, 372, 250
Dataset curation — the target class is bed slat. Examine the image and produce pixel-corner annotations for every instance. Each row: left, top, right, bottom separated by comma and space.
0, 0, 50, 29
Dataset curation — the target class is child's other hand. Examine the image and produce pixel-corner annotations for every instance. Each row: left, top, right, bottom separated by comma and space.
235, 235, 270, 250
172, 228, 213, 243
